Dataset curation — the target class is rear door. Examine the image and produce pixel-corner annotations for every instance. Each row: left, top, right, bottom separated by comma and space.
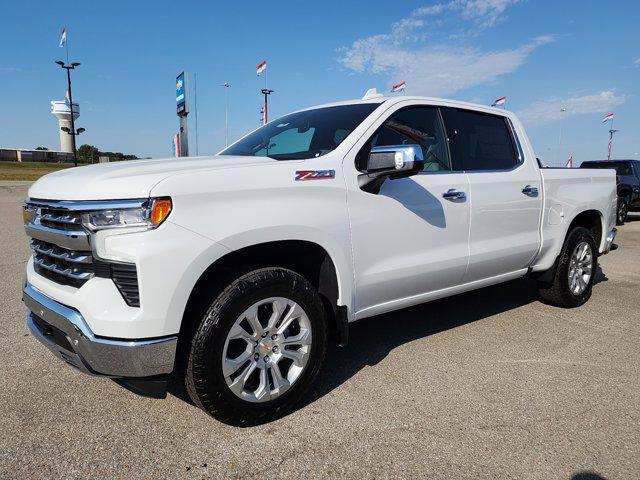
441, 107, 542, 282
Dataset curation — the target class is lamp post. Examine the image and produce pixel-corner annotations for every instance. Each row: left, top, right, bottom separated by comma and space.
222, 83, 231, 146
55, 60, 81, 166
60, 126, 86, 162
261, 88, 274, 125
607, 128, 619, 161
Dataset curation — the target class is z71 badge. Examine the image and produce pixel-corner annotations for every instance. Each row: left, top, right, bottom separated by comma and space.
295, 170, 336, 181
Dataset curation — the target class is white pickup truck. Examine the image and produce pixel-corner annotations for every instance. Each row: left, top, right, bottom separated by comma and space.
22, 91, 617, 424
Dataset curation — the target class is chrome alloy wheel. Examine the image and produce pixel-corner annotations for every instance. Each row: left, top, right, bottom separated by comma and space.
221, 297, 312, 403
568, 241, 593, 295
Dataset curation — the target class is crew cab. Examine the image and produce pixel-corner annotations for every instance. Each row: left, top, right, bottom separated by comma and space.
22, 91, 618, 424
580, 159, 640, 225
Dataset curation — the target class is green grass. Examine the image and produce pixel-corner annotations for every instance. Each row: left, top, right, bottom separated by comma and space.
0, 161, 75, 181
0, 161, 75, 170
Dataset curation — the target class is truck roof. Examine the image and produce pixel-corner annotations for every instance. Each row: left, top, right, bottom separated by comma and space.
296, 94, 514, 118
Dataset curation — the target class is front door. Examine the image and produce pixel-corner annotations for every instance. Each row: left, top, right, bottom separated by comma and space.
345, 104, 470, 318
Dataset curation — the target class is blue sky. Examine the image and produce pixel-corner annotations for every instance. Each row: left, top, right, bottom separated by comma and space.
1, 0, 638, 165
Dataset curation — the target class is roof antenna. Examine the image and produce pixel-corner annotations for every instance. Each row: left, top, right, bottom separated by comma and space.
362, 88, 383, 100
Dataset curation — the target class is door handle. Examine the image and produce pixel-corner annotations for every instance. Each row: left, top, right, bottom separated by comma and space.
522, 185, 539, 197
442, 189, 466, 201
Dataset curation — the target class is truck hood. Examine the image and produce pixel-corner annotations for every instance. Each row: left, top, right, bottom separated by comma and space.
28, 155, 278, 201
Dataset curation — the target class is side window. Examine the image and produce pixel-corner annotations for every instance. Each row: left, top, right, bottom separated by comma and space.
441, 108, 518, 171
357, 107, 450, 172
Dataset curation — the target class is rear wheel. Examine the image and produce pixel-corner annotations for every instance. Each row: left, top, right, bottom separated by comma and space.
185, 267, 327, 425
538, 227, 597, 308
617, 198, 628, 225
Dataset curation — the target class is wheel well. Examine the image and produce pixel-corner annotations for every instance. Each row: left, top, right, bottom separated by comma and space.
533, 209, 604, 285
567, 210, 603, 249
177, 241, 343, 364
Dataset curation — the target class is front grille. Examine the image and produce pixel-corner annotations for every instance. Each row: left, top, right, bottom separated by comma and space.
31, 239, 94, 287
25, 199, 141, 307
39, 208, 83, 231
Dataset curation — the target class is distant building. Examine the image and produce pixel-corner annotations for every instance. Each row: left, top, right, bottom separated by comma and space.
0, 148, 75, 163
51, 100, 80, 153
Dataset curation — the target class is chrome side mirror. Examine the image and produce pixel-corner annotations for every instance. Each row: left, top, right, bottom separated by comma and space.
359, 144, 425, 193
367, 145, 424, 173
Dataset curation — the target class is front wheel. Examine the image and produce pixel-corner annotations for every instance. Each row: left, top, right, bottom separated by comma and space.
538, 227, 598, 308
185, 267, 328, 425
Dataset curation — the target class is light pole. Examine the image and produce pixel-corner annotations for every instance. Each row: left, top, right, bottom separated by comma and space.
56, 60, 81, 166
222, 82, 231, 146
261, 88, 274, 125
607, 128, 619, 161
60, 126, 86, 161
557, 107, 566, 166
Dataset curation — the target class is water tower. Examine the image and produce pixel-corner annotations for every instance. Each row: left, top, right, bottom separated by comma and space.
51, 101, 79, 153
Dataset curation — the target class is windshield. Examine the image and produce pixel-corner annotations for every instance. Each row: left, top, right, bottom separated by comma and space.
581, 161, 633, 176
220, 103, 380, 160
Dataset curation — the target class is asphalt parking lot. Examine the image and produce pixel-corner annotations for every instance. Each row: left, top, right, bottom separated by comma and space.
0, 181, 638, 480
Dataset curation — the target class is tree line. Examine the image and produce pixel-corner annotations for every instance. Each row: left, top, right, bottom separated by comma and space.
77, 144, 138, 162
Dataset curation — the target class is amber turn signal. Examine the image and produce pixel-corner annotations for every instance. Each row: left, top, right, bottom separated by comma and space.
151, 198, 172, 226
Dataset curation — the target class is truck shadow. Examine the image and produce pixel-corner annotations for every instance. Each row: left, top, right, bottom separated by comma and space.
167, 267, 608, 426
303, 277, 539, 409
302, 267, 608, 419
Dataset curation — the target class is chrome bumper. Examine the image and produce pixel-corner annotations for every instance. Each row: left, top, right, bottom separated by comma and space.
603, 228, 617, 254
23, 283, 177, 377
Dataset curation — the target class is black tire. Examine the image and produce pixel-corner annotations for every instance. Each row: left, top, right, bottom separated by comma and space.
537, 227, 598, 308
616, 198, 628, 225
185, 267, 328, 425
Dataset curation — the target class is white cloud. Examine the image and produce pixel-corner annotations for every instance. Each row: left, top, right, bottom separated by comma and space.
409, 0, 522, 29
337, 1, 552, 96
455, 0, 522, 27
517, 91, 626, 125
634, 57, 640, 65
339, 32, 554, 96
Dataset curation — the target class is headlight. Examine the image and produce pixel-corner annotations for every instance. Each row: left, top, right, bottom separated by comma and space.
82, 197, 172, 231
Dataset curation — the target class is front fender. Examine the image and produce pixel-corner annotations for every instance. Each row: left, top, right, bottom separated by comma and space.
216, 225, 354, 312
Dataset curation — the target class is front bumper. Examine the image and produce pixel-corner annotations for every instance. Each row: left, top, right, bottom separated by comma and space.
23, 282, 177, 378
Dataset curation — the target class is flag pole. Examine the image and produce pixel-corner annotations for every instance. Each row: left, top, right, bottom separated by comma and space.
260, 63, 273, 126
222, 82, 231, 146
557, 107, 566, 166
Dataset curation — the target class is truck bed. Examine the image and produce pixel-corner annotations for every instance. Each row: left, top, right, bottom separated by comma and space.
533, 168, 617, 272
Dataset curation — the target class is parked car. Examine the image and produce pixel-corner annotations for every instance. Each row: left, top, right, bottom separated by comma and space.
580, 160, 640, 225
22, 91, 618, 424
